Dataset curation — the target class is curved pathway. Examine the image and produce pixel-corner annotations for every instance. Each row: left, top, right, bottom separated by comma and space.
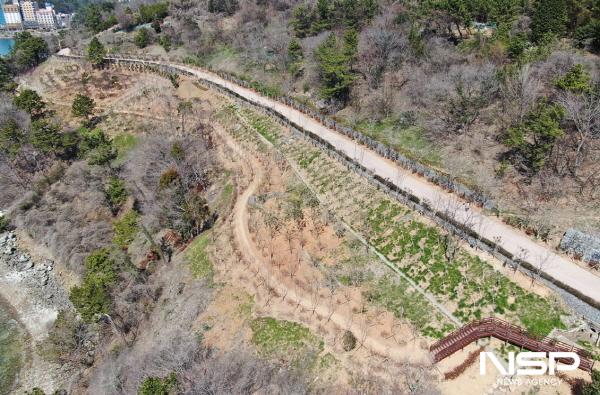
57, 50, 600, 311
217, 117, 431, 365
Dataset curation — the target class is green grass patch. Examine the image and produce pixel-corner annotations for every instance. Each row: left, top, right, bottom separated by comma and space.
112, 133, 139, 165
298, 150, 321, 168
186, 233, 213, 279
365, 276, 455, 338
220, 183, 234, 205
319, 353, 337, 369
0, 305, 23, 393
244, 110, 280, 144
352, 118, 441, 166
364, 199, 565, 337
250, 317, 323, 361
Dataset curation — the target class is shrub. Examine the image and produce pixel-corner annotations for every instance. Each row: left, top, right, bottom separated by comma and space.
113, 210, 139, 249
137, 2, 168, 24
159, 35, 172, 52
134, 28, 151, 49
341, 330, 356, 351
170, 142, 185, 161
582, 370, 600, 395
70, 248, 118, 321
138, 372, 177, 395
159, 168, 180, 189
0, 215, 9, 233
45, 310, 87, 363
77, 127, 116, 165
87, 143, 117, 166
106, 177, 128, 211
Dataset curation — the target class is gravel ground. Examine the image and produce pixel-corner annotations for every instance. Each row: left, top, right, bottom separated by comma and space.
0, 231, 76, 393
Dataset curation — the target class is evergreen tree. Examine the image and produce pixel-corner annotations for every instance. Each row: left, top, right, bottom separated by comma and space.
86, 37, 106, 66
10, 32, 49, 71
72, 94, 96, 120
554, 64, 593, 93
505, 100, 565, 172
291, 4, 315, 37
134, 28, 151, 48
0, 119, 24, 156
14, 89, 45, 117
531, 0, 568, 42
314, 33, 356, 102
287, 39, 304, 77
343, 28, 358, 64
312, 0, 333, 32
29, 119, 63, 155
0, 58, 15, 92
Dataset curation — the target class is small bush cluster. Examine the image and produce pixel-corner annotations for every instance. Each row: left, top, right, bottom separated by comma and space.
70, 248, 124, 321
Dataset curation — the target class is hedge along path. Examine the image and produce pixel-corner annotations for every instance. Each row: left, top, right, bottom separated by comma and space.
55, 52, 600, 313
212, 105, 433, 366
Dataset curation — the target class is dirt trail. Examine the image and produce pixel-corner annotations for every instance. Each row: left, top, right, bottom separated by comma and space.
215, 121, 431, 366
55, 51, 600, 307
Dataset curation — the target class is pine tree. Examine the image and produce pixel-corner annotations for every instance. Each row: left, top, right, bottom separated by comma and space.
0, 58, 15, 92
134, 28, 151, 48
86, 37, 106, 66
287, 39, 304, 77
291, 4, 315, 38
531, 0, 568, 42
314, 33, 356, 102
505, 100, 565, 172
72, 94, 96, 120
14, 89, 45, 117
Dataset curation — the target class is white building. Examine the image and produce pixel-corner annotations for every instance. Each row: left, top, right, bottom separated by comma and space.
55, 12, 70, 28
2, 3, 21, 29
20, 0, 38, 27
36, 5, 56, 29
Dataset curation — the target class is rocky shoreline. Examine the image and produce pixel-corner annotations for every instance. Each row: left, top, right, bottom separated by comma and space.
0, 231, 76, 393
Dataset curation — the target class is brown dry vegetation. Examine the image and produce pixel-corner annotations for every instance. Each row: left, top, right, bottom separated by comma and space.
8, 61, 448, 393
6, 53, 592, 393
84, 1, 600, 242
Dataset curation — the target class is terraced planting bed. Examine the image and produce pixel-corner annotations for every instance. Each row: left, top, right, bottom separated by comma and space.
221, 105, 566, 339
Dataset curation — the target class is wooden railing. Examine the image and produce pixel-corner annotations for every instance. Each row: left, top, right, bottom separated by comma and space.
430, 317, 595, 372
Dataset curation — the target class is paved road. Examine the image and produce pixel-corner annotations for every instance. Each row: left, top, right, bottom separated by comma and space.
62, 51, 600, 309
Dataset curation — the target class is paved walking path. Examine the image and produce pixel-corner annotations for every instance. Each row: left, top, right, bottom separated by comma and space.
57, 50, 600, 310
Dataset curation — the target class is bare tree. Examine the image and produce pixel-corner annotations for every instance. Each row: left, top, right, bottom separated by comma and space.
557, 91, 600, 177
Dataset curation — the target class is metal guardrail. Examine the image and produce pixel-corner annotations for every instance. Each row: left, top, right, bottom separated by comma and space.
430, 317, 595, 372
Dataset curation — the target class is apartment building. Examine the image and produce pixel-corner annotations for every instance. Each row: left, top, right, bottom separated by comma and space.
20, 0, 38, 27
2, 2, 21, 29
36, 5, 56, 29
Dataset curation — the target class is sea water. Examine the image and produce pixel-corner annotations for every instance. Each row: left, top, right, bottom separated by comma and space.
0, 39, 15, 57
